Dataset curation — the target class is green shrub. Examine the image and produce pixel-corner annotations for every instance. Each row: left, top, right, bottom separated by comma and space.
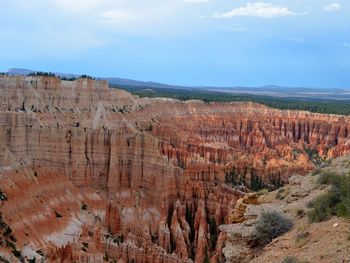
276, 188, 287, 200
317, 171, 340, 185
296, 209, 305, 218
80, 75, 94, 80
282, 256, 299, 263
81, 203, 88, 210
251, 174, 265, 191
311, 168, 320, 176
54, 211, 62, 218
225, 169, 239, 187
308, 190, 340, 222
203, 248, 210, 263
304, 147, 318, 160
255, 211, 293, 246
257, 188, 269, 196
12, 249, 24, 262
0, 188, 7, 201
308, 172, 350, 222
0, 256, 10, 263
209, 217, 218, 249
295, 231, 309, 247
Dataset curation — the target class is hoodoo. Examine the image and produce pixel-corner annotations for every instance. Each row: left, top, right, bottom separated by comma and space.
1, 75, 350, 262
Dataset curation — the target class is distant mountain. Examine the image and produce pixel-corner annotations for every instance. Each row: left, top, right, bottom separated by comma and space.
5, 68, 350, 100
105, 77, 177, 89
7, 68, 182, 89
8, 68, 36, 76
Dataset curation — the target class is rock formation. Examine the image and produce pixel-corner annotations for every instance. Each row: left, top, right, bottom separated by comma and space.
222, 156, 350, 263
1, 75, 350, 262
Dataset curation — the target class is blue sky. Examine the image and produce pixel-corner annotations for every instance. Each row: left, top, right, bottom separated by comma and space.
0, 0, 349, 88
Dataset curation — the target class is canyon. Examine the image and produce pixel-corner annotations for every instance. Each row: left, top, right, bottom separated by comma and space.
1, 75, 350, 262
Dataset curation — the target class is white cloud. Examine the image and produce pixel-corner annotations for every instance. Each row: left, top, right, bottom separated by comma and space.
184, 0, 208, 3
42, 0, 186, 35
99, 9, 138, 24
323, 3, 340, 12
212, 2, 294, 19
50, 0, 108, 13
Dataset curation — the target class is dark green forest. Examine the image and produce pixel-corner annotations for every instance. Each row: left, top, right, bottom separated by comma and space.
114, 85, 350, 116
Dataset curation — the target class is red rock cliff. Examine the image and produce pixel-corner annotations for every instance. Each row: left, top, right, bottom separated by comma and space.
1, 76, 350, 262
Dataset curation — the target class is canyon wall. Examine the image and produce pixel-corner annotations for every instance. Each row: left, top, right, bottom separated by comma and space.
1, 76, 350, 262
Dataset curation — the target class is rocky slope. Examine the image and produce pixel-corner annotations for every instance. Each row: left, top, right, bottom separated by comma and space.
221, 156, 350, 263
1, 75, 350, 262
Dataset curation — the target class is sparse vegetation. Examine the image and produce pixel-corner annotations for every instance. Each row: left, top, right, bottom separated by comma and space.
225, 169, 239, 187
0, 256, 10, 263
304, 147, 318, 160
203, 248, 210, 263
270, 175, 283, 189
12, 249, 24, 262
145, 124, 153, 132
54, 211, 63, 218
317, 171, 339, 185
1, 212, 18, 250
26, 71, 94, 81
60, 76, 77, 81
255, 211, 293, 246
81, 242, 89, 252
257, 188, 269, 196
311, 168, 321, 176
308, 190, 339, 222
80, 74, 94, 80
295, 231, 309, 247
276, 188, 288, 200
209, 217, 218, 250
104, 232, 125, 244
81, 203, 88, 210
117, 85, 350, 116
0, 188, 7, 201
308, 172, 350, 222
151, 233, 158, 243
281, 256, 299, 263
251, 174, 265, 191
295, 209, 305, 219
29, 71, 56, 77
185, 206, 195, 260
303, 146, 330, 166
103, 251, 109, 261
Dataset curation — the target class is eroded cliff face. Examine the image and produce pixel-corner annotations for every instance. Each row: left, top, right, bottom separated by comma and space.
1, 76, 350, 262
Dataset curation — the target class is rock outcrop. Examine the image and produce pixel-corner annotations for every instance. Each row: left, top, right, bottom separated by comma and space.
222, 156, 350, 263
220, 196, 284, 263
1, 75, 350, 262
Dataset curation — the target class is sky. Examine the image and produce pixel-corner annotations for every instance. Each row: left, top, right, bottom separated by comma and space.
0, 0, 349, 88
